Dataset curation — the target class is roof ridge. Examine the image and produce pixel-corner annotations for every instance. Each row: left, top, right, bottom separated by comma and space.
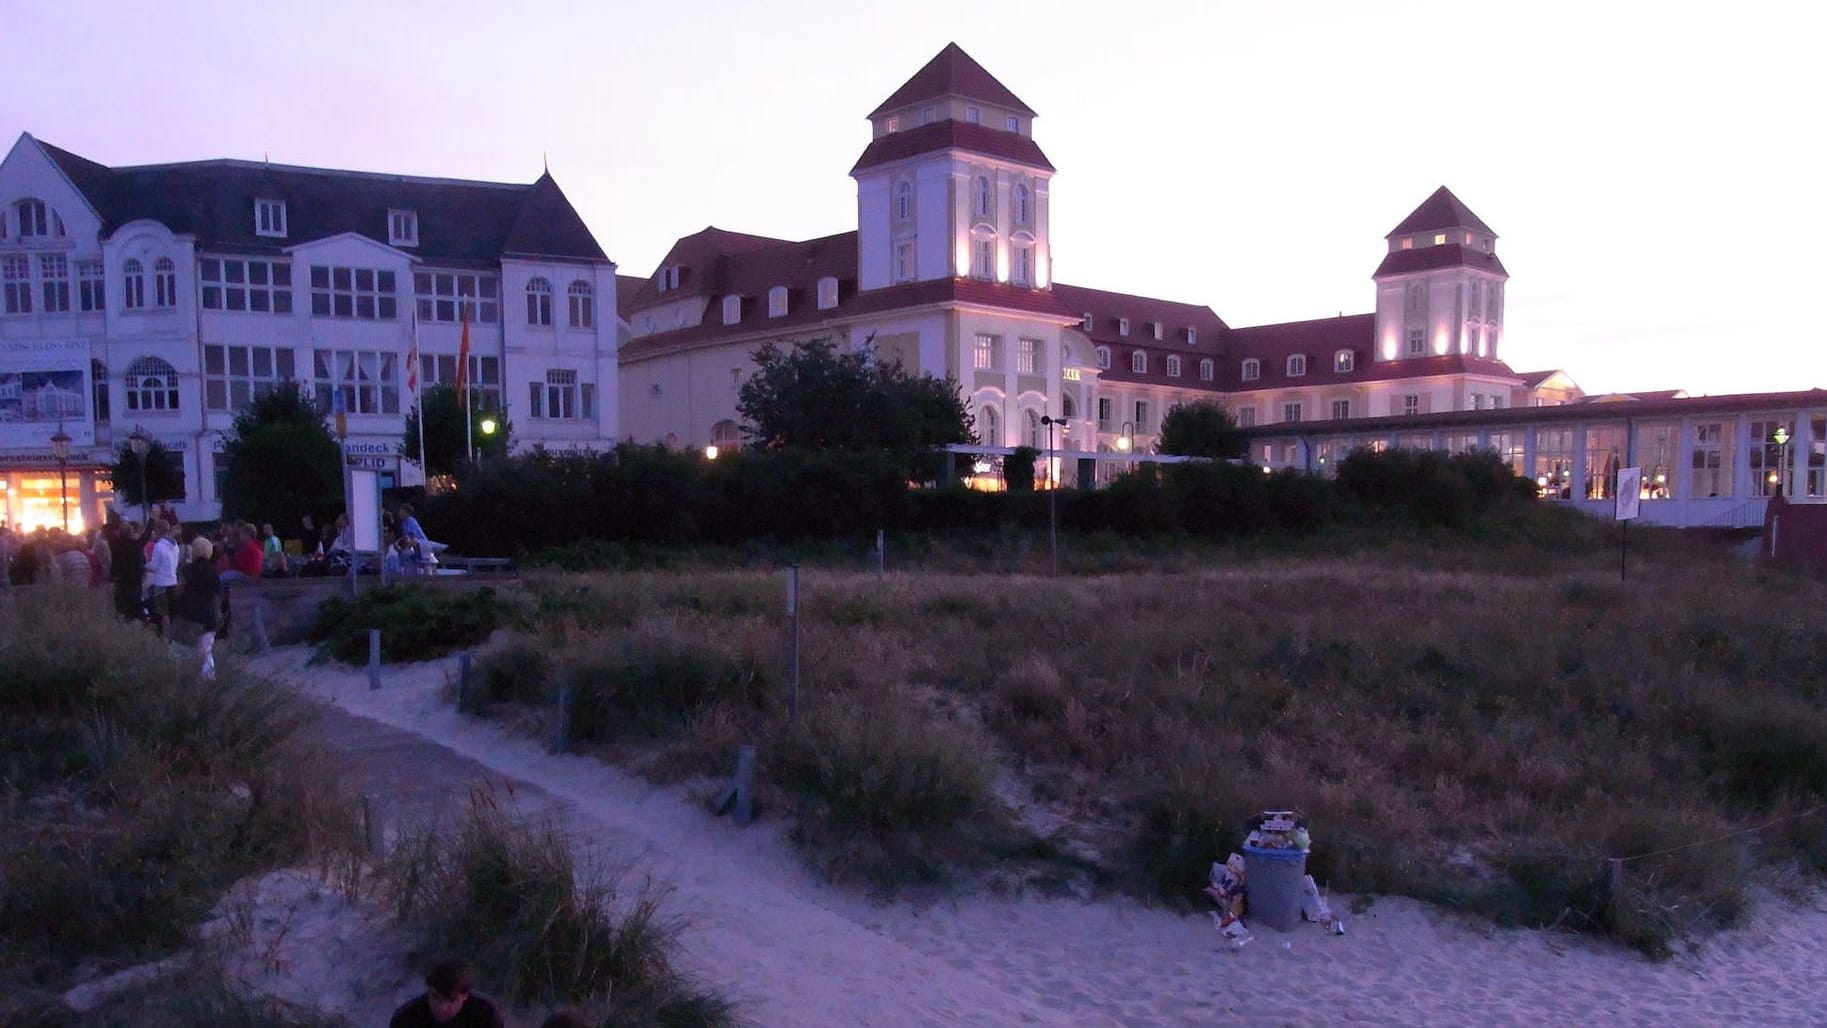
111, 157, 528, 191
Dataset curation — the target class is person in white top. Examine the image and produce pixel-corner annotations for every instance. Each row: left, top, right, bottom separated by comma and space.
143, 522, 181, 638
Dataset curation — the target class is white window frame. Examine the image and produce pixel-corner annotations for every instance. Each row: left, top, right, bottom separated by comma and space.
1096, 346, 1111, 370
1131, 350, 1147, 374
126, 355, 180, 412
153, 258, 177, 309
1166, 355, 1181, 377
973, 333, 998, 371
414, 271, 500, 324
896, 180, 913, 221
1199, 358, 1214, 381
419, 353, 502, 411
1403, 394, 1421, 415
313, 348, 400, 415
1014, 184, 1029, 224
204, 343, 297, 412
1187, 328, 1198, 346
722, 294, 741, 325
1118, 317, 1130, 336
1286, 354, 1306, 377
1282, 401, 1303, 423
77, 260, 105, 312
971, 238, 993, 280
768, 285, 788, 318
38, 254, 70, 313
1017, 337, 1038, 374
1237, 406, 1256, 428
1081, 312, 1094, 331
310, 265, 399, 320
526, 277, 553, 326
3, 255, 33, 315
817, 276, 838, 310
388, 209, 419, 247
201, 257, 295, 314
568, 280, 594, 328
255, 198, 287, 238
895, 240, 916, 282
1134, 400, 1149, 430
122, 258, 145, 310
1240, 358, 1260, 381
1005, 114, 1019, 132
965, 105, 981, 124
1334, 349, 1354, 373
1407, 329, 1425, 356
1331, 398, 1351, 420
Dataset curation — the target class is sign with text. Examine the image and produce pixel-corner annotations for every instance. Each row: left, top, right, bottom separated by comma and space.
1615, 467, 1641, 521
0, 339, 93, 449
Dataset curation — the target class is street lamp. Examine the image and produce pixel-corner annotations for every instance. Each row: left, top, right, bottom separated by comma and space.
128, 425, 151, 525
704, 444, 720, 461
1041, 415, 1066, 575
50, 423, 71, 532
1773, 426, 1791, 496
1116, 420, 1134, 453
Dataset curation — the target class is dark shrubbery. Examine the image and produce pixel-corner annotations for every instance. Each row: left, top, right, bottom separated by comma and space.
424, 446, 1541, 559
309, 585, 527, 664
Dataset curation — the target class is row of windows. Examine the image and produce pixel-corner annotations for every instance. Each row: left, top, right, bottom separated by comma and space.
1093, 345, 1219, 381
2, 254, 593, 328
720, 278, 843, 325
249, 199, 420, 249
3, 198, 66, 240
1237, 350, 1361, 382
1080, 314, 1199, 345
883, 105, 1022, 134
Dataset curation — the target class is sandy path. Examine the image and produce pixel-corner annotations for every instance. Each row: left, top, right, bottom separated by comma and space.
253, 648, 1827, 1027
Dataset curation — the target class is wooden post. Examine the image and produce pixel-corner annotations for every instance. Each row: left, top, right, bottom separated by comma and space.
552, 686, 572, 753
875, 529, 885, 575
1607, 857, 1625, 922
457, 652, 473, 714
785, 564, 800, 718
251, 599, 272, 655
362, 794, 384, 857
367, 629, 381, 690
733, 743, 756, 826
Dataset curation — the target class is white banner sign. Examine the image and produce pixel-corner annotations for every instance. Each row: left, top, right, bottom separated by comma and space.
0, 339, 93, 448
1615, 467, 1641, 521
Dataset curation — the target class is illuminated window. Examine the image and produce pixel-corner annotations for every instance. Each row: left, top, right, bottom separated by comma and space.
1240, 358, 1260, 381
1433, 233, 1446, 245
1017, 338, 1038, 374
973, 333, 998, 370
1400, 237, 1413, 250
1334, 349, 1354, 373
886, 116, 901, 133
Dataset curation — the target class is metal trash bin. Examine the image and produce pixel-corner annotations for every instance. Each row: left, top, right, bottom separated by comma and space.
1243, 844, 1308, 932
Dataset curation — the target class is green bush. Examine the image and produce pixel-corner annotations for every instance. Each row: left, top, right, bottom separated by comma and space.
558, 625, 773, 742
382, 793, 734, 1023
309, 585, 525, 664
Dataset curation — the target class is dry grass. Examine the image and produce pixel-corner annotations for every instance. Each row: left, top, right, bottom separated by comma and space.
474, 526, 1827, 954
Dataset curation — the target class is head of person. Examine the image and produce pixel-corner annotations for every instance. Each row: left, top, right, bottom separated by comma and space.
541, 1012, 588, 1028
399, 503, 414, 518
191, 536, 213, 562
261, 522, 274, 540
423, 958, 476, 1022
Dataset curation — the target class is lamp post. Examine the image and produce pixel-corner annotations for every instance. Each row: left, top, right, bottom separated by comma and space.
479, 415, 498, 459
50, 423, 71, 533
128, 426, 151, 525
1116, 420, 1134, 453
1773, 426, 1791, 497
1041, 415, 1065, 576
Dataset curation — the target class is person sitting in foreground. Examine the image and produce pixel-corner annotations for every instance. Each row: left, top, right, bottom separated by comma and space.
389, 957, 504, 1028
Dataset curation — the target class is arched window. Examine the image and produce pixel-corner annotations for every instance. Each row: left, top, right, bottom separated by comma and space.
1014, 184, 1029, 224
126, 355, 180, 412
1166, 355, 1181, 377
767, 285, 788, 318
1407, 284, 1425, 314
153, 257, 177, 308
526, 277, 552, 326
1200, 358, 1215, 381
122, 258, 146, 310
1011, 242, 1034, 285
92, 359, 110, 423
1240, 358, 1260, 381
980, 405, 1000, 445
975, 176, 991, 217
1061, 393, 1076, 419
1334, 349, 1354, 373
1096, 346, 1111, 370
1026, 409, 1042, 448
13, 198, 57, 237
1286, 354, 1307, 376
896, 180, 912, 221
711, 419, 742, 453
1131, 351, 1147, 374
567, 280, 593, 328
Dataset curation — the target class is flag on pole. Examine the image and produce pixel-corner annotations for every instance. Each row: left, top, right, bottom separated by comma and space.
456, 297, 471, 403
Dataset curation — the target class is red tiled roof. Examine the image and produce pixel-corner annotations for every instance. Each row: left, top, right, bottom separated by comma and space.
1051, 281, 1228, 387
851, 120, 1055, 175
869, 43, 1036, 119
1220, 314, 1521, 392
621, 229, 1078, 362
1373, 244, 1508, 278
1387, 185, 1495, 238
623, 226, 797, 308
614, 274, 646, 320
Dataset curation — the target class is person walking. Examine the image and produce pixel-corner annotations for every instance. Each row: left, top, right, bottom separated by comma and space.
108, 520, 146, 620
176, 536, 222, 679
142, 523, 180, 638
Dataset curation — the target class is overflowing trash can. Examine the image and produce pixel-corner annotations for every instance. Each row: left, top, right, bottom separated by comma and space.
1205, 809, 1341, 945
1241, 843, 1307, 932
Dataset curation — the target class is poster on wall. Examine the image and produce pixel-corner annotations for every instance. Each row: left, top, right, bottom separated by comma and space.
0, 339, 94, 449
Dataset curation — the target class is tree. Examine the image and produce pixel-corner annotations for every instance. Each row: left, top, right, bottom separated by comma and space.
737, 338, 974, 465
110, 439, 186, 510
402, 385, 512, 478
219, 383, 343, 536
1158, 399, 1246, 460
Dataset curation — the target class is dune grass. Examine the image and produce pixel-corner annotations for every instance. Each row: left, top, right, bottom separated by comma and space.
0, 586, 363, 999
380, 790, 737, 1025
466, 516, 1827, 955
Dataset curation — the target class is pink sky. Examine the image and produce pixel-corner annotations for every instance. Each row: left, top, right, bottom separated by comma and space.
10, 1, 1823, 397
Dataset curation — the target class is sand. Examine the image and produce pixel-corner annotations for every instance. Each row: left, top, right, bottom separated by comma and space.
214, 647, 1826, 1027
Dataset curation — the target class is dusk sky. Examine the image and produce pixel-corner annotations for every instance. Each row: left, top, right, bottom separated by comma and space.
11, 1, 1822, 396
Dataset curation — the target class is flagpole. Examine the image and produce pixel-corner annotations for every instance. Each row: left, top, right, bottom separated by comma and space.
411, 308, 426, 482
460, 298, 474, 464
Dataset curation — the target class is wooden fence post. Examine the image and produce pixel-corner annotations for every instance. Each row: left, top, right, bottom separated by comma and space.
367, 629, 381, 690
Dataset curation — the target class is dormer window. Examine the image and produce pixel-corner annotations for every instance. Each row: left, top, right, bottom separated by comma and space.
1334, 349, 1354, 373
1151, 321, 1164, 341
1166, 355, 1181, 378
655, 265, 681, 292
722, 294, 741, 325
921, 105, 936, 124
1131, 351, 1147, 374
1287, 354, 1307, 377
964, 105, 981, 124
1433, 233, 1447, 245
1401, 237, 1413, 250
817, 276, 838, 310
1096, 346, 1111, 370
1080, 312, 1093, 332
1241, 358, 1260, 381
255, 199, 287, 238
1187, 328, 1198, 346
1005, 115, 1019, 132
768, 285, 788, 318
886, 116, 901, 133
1118, 318, 1130, 336
388, 209, 418, 247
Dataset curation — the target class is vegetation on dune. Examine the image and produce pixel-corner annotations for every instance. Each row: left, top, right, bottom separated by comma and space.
381, 792, 737, 1026
308, 584, 530, 664
457, 519, 1827, 956
0, 587, 362, 997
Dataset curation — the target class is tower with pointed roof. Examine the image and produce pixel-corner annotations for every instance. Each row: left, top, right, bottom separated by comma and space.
851, 43, 1055, 292
1372, 186, 1508, 365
